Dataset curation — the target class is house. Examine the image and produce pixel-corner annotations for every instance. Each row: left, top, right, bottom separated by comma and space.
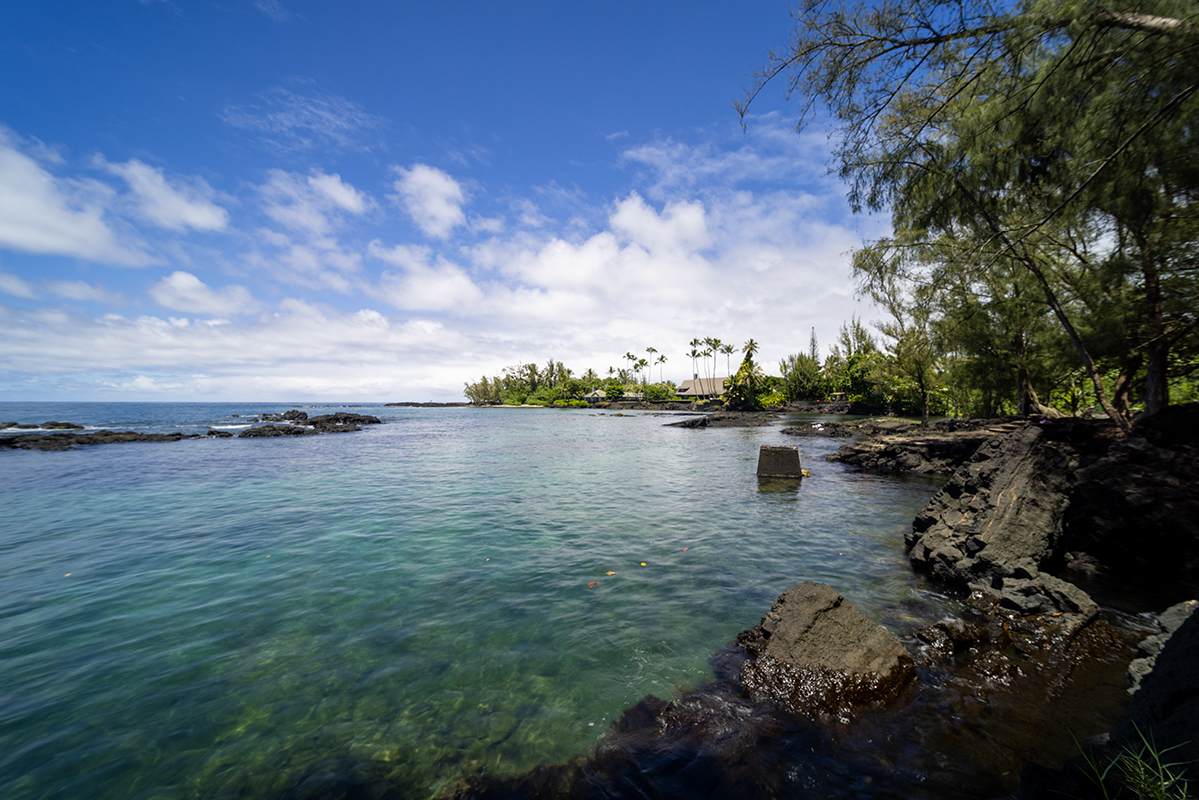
677, 376, 728, 398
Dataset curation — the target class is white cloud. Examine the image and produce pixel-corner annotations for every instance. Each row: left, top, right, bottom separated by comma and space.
391, 164, 466, 239
99, 158, 229, 232
260, 169, 370, 236
221, 87, 384, 153
46, 279, 125, 304
0, 128, 150, 265
369, 240, 485, 312
149, 271, 259, 316
101, 375, 185, 393
0, 271, 36, 299
254, 0, 291, 22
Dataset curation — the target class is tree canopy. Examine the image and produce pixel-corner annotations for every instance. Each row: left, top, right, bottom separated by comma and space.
742, 0, 1199, 430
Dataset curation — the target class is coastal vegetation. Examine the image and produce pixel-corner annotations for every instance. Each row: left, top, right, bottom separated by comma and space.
740, 0, 1199, 430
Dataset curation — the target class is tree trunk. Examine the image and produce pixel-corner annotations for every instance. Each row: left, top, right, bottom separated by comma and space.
1111, 352, 1141, 419
1140, 233, 1170, 416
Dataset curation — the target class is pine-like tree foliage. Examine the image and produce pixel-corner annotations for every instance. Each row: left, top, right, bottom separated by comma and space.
744, 0, 1199, 427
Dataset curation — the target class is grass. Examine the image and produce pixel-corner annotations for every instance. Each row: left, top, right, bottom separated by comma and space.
1079, 725, 1192, 800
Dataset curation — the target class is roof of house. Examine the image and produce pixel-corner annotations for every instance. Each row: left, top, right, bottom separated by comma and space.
677, 377, 728, 397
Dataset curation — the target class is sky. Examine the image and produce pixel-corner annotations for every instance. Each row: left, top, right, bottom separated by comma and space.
0, 1, 888, 402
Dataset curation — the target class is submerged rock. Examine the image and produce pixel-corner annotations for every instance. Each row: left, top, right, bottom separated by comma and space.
736, 582, 916, 721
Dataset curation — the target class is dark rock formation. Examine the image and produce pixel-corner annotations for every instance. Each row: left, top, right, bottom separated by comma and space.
1062, 403, 1199, 591
306, 412, 383, 432
2, 411, 383, 450
665, 412, 778, 428
1125, 599, 1198, 695
780, 421, 857, 438
905, 423, 1101, 619
1110, 607, 1199, 780
238, 425, 319, 438
2, 421, 83, 430
828, 422, 1019, 474
736, 582, 916, 721
0, 430, 202, 451
239, 412, 382, 437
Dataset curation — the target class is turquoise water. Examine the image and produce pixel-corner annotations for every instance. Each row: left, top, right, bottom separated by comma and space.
0, 403, 950, 799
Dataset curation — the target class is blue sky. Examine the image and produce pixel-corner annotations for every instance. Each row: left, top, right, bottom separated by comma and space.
0, 1, 885, 401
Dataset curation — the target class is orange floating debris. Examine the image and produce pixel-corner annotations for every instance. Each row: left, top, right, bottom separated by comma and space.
605, 571, 617, 575
588, 582, 599, 588
682, 548, 689, 551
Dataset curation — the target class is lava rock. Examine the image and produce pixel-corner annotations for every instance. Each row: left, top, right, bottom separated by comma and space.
780, 421, 856, 438
238, 425, 319, 438
0, 430, 199, 451
1062, 402, 1199, 590
1126, 599, 1198, 695
666, 412, 778, 428
1109, 608, 1199, 786
910, 426, 1066, 581
736, 582, 916, 720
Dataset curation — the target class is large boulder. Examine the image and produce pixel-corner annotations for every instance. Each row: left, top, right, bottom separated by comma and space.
736, 582, 916, 721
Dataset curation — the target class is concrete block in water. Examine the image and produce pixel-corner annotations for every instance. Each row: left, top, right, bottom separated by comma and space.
757, 444, 803, 478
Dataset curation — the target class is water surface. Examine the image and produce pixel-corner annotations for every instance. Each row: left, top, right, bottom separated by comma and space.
0, 403, 948, 799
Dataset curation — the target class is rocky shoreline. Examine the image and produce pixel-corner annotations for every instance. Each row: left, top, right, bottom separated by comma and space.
442, 404, 1199, 799
0, 411, 383, 451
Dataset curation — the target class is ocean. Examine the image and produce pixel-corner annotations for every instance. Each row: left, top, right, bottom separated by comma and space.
0, 402, 950, 799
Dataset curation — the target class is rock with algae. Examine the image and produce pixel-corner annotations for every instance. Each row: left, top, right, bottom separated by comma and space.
736, 581, 916, 721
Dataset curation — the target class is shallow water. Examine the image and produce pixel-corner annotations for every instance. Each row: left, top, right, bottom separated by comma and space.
0, 403, 950, 799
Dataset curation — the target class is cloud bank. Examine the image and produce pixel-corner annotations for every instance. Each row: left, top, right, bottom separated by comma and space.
0, 117, 882, 401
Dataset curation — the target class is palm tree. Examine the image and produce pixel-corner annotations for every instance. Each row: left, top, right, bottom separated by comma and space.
685, 350, 700, 398
743, 338, 759, 358
656, 354, 667, 383
720, 343, 735, 382
635, 358, 649, 387
624, 352, 638, 384
706, 338, 723, 388
701, 347, 713, 396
